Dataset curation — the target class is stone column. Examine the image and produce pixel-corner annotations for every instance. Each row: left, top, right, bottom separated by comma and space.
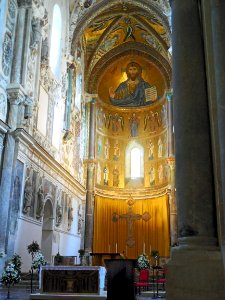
84, 97, 96, 264
210, 0, 225, 265
167, 0, 225, 299
0, 121, 9, 167
166, 90, 174, 157
0, 85, 25, 262
11, 7, 26, 84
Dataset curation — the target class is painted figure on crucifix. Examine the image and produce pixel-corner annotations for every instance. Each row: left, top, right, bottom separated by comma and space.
109, 61, 157, 107
112, 197, 151, 247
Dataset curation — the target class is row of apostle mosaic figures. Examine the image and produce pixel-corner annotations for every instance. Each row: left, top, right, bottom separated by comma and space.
97, 136, 166, 160
96, 162, 169, 187
97, 107, 167, 134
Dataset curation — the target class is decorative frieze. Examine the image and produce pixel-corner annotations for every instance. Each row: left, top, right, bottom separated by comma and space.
2, 32, 13, 77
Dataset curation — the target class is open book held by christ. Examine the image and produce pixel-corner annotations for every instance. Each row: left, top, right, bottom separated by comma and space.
145, 85, 157, 102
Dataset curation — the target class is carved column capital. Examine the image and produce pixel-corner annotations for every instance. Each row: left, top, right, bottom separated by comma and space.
85, 93, 98, 103
166, 89, 173, 101
7, 84, 27, 105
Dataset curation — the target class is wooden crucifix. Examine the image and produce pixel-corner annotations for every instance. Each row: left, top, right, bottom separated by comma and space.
112, 197, 151, 247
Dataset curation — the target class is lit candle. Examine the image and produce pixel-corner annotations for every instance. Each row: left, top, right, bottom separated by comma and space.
116, 243, 118, 253
143, 242, 146, 254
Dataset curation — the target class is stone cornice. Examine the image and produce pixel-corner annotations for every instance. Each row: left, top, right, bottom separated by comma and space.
7, 84, 27, 105
95, 185, 168, 200
13, 128, 86, 197
0, 120, 10, 134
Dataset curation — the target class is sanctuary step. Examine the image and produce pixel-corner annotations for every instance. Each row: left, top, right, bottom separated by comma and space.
141, 290, 166, 298
14, 273, 39, 291
29, 290, 107, 300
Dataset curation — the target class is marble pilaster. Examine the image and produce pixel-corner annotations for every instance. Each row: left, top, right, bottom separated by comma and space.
0, 85, 25, 261
167, 0, 225, 299
167, 158, 177, 246
166, 90, 174, 157
84, 98, 96, 263
11, 7, 26, 84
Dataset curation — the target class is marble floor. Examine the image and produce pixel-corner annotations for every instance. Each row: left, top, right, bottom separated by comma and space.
0, 287, 165, 300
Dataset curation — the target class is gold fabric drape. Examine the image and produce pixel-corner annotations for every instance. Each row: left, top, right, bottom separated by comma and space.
93, 195, 170, 259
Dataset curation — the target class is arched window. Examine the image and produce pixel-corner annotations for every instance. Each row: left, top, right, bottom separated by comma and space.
125, 141, 144, 180
49, 4, 62, 77
131, 147, 141, 178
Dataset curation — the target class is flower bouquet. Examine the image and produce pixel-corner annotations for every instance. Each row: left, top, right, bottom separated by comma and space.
137, 253, 150, 270
1, 262, 21, 299
32, 252, 47, 271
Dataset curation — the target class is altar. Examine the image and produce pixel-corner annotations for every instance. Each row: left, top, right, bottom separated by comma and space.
90, 252, 120, 266
29, 266, 107, 300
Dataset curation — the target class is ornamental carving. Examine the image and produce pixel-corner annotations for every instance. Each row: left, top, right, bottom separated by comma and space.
30, 18, 42, 52
26, 50, 36, 97
8, 0, 17, 19
2, 32, 12, 77
0, 92, 7, 120
32, 0, 45, 21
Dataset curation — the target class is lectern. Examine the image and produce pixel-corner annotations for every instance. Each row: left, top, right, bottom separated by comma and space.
105, 259, 136, 300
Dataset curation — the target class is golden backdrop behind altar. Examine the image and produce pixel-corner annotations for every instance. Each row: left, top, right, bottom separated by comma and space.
93, 194, 170, 260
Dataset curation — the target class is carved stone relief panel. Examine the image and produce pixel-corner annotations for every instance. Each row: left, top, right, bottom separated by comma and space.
0, 89, 7, 120
2, 32, 12, 77
9, 159, 24, 234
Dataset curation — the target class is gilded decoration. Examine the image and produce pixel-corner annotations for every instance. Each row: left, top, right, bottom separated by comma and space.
98, 55, 166, 105
93, 49, 170, 194
70, 0, 172, 199
95, 99, 169, 191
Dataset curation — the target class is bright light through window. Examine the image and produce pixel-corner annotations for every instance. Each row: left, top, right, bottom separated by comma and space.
131, 147, 141, 178
49, 4, 62, 77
